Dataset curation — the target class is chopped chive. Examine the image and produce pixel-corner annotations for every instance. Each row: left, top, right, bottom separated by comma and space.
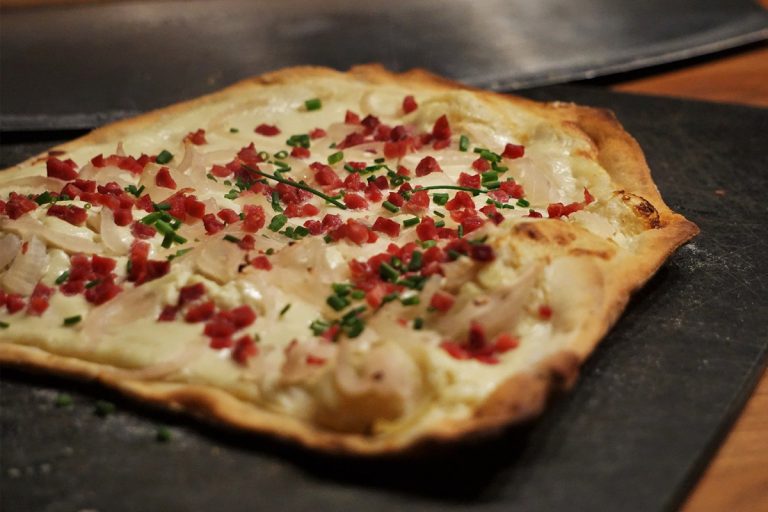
279, 304, 292, 317
153, 202, 171, 211
257, 151, 270, 161
350, 289, 366, 300
413, 317, 424, 330
374, 157, 385, 164
516, 198, 530, 207
304, 98, 322, 111
35, 191, 53, 205
55, 270, 70, 285
379, 262, 400, 282
156, 426, 172, 443
265, 248, 275, 255
156, 150, 173, 165
420, 240, 437, 248
167, 248, 192, 261
286, 134, 310, 149
342, 318, 364, 338
433, 210, 445, 218
242, 165, 347, 209
206, 173, 217, 182
224, 189, 240, 200
94, 400, 116, 417
54, 393, 73, 407
323, 234, 333, 243
432, 193, 449, 206
447, 249, 462, 260
459, 135, 470, 151
327, 294, 350, 311
328, 151, 344, 165
332, 283, 351, 296
343, 164, 357, 173
484, 181, 500, 189
229, 127, 239, 133
458, 224, 465, 238
382, 201, 399, 213
400, 295, 420, 306
63, 315, 82, 326
124, 184, 145, 197
268, 214, 288, 232
271, 191, 283, 212
223, 234, 241, 243
402, 217, 420, 228
481, 171, 499, 183
382, 292, 399, 304
435, 220, 445, 228
492, 163, 508, 172
0, 321, 9, 329
310, 319, 330, 335
85, 279, 101, 289
408, 251, 423, 271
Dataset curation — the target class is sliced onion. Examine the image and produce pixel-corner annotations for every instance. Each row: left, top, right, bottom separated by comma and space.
0, 176, 64, 194
99, 209, 132, 255
434, 263, 539, 340
78, 164, 134, 187
101, 344, 205, 381
193, 237, 244, 284
0, 233, 21, 270
1, 235, 47, 295
2, 216, 101, 254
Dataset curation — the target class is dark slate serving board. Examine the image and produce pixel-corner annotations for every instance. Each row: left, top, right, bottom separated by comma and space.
1, 0, 767, 130
1, 88, 767, 512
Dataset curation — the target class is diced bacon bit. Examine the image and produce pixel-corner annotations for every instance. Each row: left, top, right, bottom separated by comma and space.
46, 204, 88, 226
136, 194, 153, 212
251, 255, 272, 270
229, 305, 256, 328
440, 341, 471, 360
494, 333, 520, 353
372, 175, 389, 190
415, 156, 442, 177
46, 157, 79, 180
202, 213, 225, 234
461, 214, 486, 234
276, 181, 312, 204
538, 305, 553, 320
432, 115, 451, 141
238, 234, 255, 251
306, 355, 326, 366
372, 216, 401, 238
321, 323, 341, 341
60, 280, 85, 296
488, 189, 510, 203
458, 172, 481, 189
304, 219, 324, 235
386, 192, 405, 207
430, 291, 455, 312
321, 213, 343, 231
342, 172, 365, 192
361, 114, 381, 134
184, 129, 207, 145
528, 209, 543, 218
337, 132, 366, 149
178, 283, 206, 305
285, 203, 320, 218
547, 201, 583, 218
211, 164, 232, 178
254, 123, 280, 136
6, 294, 26, 314
92, 254, 117, 275
291, 146, 311, 159
402, 95, 418, 114
365, 183, 383, 202
242, 204, 266, 232
127, 241, 170, 285
155, 167, 177, 189
204, 314, 237, 338
0, 200, 6, 215
131, 220, 157, 239
309, 128, 327, 139
445, 191, 475, 211
183, 195, 206, 219
232, 335, 258, 365
5, 192, 37, 219
397, 165, 411, 177
416, 216, 438, 241
113, 208, 133, 226
344, 110, 361, 124
472, 157, 490, 172
312, 162, 343, 189
500, 180, 525, 199
469, 243, 496, 262
479, 204, 504, 225
185, 300, 215, 322
217, 208, 240, 224
402, 189, 427, 212
209, 337, 232, 349
84, 277, 122, 305
343, 193, 368, 210
328, 218, 375, 245
91, 154, 152, 174
158, 305, 178, 321
383, 140, 408, 159
584, 188, 595, 204
26, 283, 54, 316
502, 143, 525, 159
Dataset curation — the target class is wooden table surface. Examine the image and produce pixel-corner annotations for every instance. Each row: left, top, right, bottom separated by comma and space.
613, 2, 768, 507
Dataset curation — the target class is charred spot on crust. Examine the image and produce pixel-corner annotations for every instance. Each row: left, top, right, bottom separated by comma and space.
514, 223, 543, 241
569, 247, 614, 260
616, 190, 661, 229
48, 150, 67, 156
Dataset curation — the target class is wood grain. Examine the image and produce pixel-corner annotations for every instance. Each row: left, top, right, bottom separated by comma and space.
615, 17, 768, 509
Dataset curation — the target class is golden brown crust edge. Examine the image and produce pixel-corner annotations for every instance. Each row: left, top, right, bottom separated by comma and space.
0, 64, 698, 455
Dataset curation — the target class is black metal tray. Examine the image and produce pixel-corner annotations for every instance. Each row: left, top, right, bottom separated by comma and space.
1, 87, 767, 512
1, 0, 766, 130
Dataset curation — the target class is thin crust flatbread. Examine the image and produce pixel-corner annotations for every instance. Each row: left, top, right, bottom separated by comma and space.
0, 65, 698, 454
